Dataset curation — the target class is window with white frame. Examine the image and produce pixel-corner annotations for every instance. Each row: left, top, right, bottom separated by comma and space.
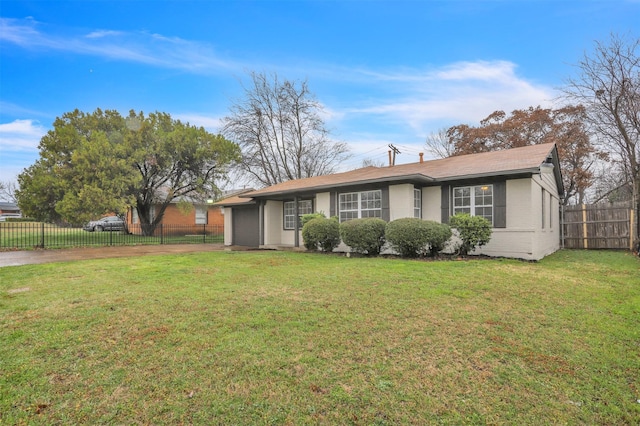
414, 188, 422, 218
283, 200, 313, 229
195, 205, 208, 225
339, 190, 382, 222
453, 185, 493, 224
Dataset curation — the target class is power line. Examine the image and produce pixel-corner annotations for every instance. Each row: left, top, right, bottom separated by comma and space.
388, 144, 401, 166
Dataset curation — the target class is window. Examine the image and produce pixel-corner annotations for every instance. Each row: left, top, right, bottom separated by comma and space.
339, 190, 382, 222
453, 185, 493, 225
195, 205, 208, 225
414, 188, 422, 218
283, 200, 313, 229
132, 207, 154, 223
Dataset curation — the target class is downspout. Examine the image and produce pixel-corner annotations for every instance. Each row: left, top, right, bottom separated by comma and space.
259, 200, 264, 247
294, 196, 299, 248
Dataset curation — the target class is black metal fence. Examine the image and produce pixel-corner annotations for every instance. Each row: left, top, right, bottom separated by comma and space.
0, 222, 224, 250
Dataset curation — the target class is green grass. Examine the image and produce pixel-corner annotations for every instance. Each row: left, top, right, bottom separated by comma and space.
1, 250, 639, 424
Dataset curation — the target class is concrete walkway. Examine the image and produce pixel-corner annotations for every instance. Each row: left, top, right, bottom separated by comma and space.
0, 244, 233, 268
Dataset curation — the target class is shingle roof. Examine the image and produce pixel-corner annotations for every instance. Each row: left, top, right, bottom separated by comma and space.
218, 143, 561, 204
213, 193, 256, 206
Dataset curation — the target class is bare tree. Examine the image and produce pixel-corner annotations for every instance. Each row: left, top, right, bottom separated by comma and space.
222, 72, 350, 187
360, 158, 386, 168
591, 163, 633, 204
424, 127, 456, 159
0, 180, 18, 203
563, 33, 639, 238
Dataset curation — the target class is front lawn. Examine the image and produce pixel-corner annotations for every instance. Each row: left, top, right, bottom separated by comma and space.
1, 250, 638, 424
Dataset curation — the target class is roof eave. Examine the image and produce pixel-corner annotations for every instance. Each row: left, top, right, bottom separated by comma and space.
243, 174, 436, 199
214, 199, 257, 207
436, 167, 542, 182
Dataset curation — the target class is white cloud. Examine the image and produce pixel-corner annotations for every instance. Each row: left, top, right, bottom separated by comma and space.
174, 114, 224, 132
0, 18, 558, 170
0, 119, 46, 150
0, 18, 239, 74
85, 30, 124, 39
333, 60, 555, 136
433, 60, 518, 81
0, 17, 41, 46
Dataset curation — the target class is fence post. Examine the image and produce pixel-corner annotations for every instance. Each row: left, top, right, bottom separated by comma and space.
203, 224, 206, 243
160, 224, 164, 245
39, 222, 44, 248
581, 204, 588, 249
560, 204, 565, 249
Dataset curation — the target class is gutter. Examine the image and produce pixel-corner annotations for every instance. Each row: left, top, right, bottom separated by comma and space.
435, 167, 542, 183
242, 167, 545, 200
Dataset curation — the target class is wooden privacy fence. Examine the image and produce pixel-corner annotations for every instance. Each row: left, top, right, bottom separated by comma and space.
562, 202, 635, 250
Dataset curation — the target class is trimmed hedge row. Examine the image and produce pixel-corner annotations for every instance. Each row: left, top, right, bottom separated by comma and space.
301, 213, 492, 257
385, 218, 452, 258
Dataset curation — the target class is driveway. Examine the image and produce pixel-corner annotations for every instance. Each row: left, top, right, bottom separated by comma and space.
0, 244, 234, 267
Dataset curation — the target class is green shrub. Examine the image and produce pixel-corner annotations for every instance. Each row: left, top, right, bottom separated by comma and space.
449, 213, 492, 256
4, 217, 35, 223
301, 212, 325, 227
385, 218, 451, 258
423, 220, 453, 257
339, 218, 387, 256
302, 216, 340, 252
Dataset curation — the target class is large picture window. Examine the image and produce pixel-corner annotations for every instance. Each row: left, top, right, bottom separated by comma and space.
284, 200, 313, 229
339, 190, 382, 222
453, 185, 493, 224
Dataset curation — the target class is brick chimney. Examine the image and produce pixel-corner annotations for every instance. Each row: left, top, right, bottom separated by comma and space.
419, 152, 424, 163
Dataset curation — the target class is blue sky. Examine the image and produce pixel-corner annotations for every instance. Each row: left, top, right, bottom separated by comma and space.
1, 0, 638, 185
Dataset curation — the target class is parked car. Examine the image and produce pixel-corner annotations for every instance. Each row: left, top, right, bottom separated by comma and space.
83, 216, 125, 232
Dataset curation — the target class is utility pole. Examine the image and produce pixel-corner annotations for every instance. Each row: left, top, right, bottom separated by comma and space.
388, 144, 401, 166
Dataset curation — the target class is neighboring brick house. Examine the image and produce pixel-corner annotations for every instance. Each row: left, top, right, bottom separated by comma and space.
0, 202, 21, 215
216, 144, 564, 260
126, 188, 253, 233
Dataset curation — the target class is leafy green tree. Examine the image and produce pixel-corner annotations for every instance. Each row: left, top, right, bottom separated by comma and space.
16, 109, 240, 233
125, 111, 240, 234
17, 109, 135, 224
